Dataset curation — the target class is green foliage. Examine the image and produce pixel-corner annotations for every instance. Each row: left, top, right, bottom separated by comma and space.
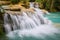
10, 0, 20, 4
21, 0, 29, 2
29, 0, 35, 2
36, 0, 60, 12
0, 26, 4, 36
54, 0, 60, 6
1, 0, 10, 1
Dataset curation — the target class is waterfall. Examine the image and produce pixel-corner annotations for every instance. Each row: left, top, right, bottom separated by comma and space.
4, 9, 52, 33
4, 13, 12, 33
3, 3, 60, 40
4, 11, 42, 32
4, 10, 59, 34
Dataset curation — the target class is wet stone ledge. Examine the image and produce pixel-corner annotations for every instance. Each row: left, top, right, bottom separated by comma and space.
0, 1, 10, 5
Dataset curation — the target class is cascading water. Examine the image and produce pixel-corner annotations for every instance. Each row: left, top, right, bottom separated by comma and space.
30, 2, 34, 8
4, 13, 12, 33
3, 10, 60, 40
3, 3, 60, 40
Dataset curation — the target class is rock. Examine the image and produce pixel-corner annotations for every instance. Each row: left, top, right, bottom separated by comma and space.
0, 1, 10, 5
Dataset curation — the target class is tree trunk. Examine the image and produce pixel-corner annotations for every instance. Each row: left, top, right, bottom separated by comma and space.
50, 0, 54, 12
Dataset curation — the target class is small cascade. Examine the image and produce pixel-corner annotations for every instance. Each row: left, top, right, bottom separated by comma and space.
30, 2, 34, 8
2, 2, 60, 40
4, 8, 52, 33
4, 13, 12, 33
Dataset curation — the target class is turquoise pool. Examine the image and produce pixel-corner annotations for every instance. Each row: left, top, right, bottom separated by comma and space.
45, 12, 60, 23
